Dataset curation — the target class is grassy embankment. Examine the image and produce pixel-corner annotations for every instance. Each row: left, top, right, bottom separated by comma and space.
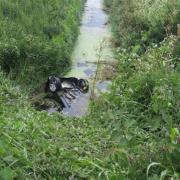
0, 0, 85, 89
91, 0, 180, 178
0, 0, 180, 179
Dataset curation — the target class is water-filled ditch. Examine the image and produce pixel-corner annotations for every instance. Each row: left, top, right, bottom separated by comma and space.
46, 0, 114, 116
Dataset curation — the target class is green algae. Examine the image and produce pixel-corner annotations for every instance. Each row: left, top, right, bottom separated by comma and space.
67, 0, 113, 78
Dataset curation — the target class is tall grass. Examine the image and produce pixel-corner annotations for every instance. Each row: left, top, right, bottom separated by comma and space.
91, 0, 180, 178
105, 0, 180, 53
0, 0, 85, 89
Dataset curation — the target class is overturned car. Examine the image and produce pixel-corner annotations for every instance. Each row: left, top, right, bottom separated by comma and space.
44, 75, 89, 108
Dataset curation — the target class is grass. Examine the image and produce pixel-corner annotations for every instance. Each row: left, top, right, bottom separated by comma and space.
0, 0, 85, 89
0, 0, 180, 179
0, 71, 114, 179
95, 0, 180, 178
90, 36, 180, 179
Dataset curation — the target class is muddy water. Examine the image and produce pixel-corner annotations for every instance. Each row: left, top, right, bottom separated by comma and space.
62, 0, 113, 116
68, 0, 113, 78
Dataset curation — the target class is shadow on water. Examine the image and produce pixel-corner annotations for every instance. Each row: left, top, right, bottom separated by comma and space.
48, 0, 113, 117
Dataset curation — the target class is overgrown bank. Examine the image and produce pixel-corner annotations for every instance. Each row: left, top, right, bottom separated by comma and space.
90, 0, 180, 178
0, 0, 85, 88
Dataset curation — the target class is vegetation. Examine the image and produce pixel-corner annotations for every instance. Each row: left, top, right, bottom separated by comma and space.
0, 71, 113, 179
0, 0, 180, 179
0, 0, 85, 89
91, 36, 180, 179
96, 0, 180, 178
105, 0, 180, 52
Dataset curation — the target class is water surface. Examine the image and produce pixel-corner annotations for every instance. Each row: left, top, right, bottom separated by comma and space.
62, 0, 113, 116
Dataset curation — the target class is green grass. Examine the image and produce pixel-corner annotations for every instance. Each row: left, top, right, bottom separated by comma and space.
97, 0, 180, 178
105, 0, 180, 52
0, 0, 180, 179
0, 0, 85, 89
90, 36, 180, 179
1, 38, 179, 178
0, 71, 114, 179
